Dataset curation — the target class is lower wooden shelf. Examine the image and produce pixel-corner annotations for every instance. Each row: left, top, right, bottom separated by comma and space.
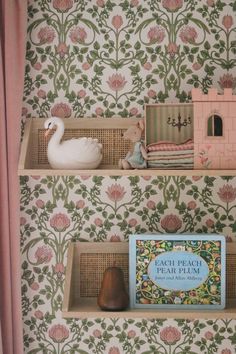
62, 242, 236, 319
62, 297, 236, 319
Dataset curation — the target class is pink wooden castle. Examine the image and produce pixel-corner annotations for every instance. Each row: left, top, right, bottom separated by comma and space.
192, 88, 236, 170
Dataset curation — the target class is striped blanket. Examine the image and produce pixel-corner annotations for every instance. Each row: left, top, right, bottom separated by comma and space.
147, 138, 194, 152
146, 139, 194, 169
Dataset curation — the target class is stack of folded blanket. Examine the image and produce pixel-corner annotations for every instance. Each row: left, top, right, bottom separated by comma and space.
146, 138, 194, 169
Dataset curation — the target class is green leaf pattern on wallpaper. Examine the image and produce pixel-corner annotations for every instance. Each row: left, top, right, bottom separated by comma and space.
23, 0, 236, 118
21, 175, 236, 353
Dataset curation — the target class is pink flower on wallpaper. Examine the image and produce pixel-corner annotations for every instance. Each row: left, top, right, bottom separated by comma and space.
77, 89, 86, 98
30, 282, 39, 291
143, 62, 152, 70
192, 62, 202, 71
179, 26, 197, 43
160, 326, 181, 345
148, 26, 165, 43
50, 213, 70, 231
188, 201, 196, 210
207, 0, 215, 6
131, 0, 139, 6
221, 349, 232, 354
33, 62, 42, 70
34, 310, 44, 319
37, 90, 46, 99
218, 73, 236, 89
217, 185, 236, 203
96, 0, 105, 7
31, 175, 41, 180
206, 219, 214, 228
20, 217, 26, 226
95, 107, 104, 116
35, 246, 53, 264
94, 218, 103, 227
54, 263, 65, 278
108, 347, 120, 354
70, 26, 87, 43
204, 331, 214, 340
22, 107, 28, 116
147, 89, 156, 98
80, 175, 91, 180
56, 42, 68, 58
110, 234, 121, 242
147, 200, 155, 209
82, 62, 91, 70
36, 199, 45, 208
142, 175, 151, 180
161, 214, 182, 233
37, 26, 55, 44
112, 15, 123, 30
167, 42, 178, 57
162, 0, 183, 12
107, 74, 127, 91
192, 175, 202, 181
127, 330, 136, 338
49, 324, 69, 343
222, 15, 233, 30
129, 107, 138, 116
53, 0, 73, 12
106, 184, 126, 202
128, 218, 137, 227
76, 200, 85, 209
51, 103, 71, 118
93, 329, 102, 338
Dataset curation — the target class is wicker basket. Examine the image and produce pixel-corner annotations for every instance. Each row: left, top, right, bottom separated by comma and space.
18, 117, 139, 175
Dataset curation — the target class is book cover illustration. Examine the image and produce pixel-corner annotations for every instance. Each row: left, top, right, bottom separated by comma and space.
131, 235, 225, 309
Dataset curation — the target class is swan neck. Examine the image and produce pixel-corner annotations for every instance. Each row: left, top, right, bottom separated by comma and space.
50, 122, 64, 145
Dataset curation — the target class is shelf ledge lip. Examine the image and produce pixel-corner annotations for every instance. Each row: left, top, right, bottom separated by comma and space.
18, 168, 236, 177
62, 299, 236, 319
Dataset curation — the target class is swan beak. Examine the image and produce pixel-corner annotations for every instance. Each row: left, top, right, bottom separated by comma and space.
45, 129, 50, 138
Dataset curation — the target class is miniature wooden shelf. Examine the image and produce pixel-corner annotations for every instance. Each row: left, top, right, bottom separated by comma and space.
18, 118, 236, 176
62, 242, 236, 319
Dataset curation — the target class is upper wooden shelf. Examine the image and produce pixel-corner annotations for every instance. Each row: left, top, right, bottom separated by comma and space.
17, 167, 236, 177
18, 118, 236, 176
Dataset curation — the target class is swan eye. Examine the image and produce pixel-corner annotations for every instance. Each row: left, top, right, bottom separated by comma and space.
48, 122, 52, 128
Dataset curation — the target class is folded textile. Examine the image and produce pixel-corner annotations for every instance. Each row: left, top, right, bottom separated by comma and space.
148, 162, 193, 167
148, 165, 194, 169
147, 138, 194, 152
147, 153, 194, 161
148, 156, 193, 163
147, 149, 194, 157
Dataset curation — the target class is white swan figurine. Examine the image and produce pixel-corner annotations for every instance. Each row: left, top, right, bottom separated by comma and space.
44, 117, 103, 169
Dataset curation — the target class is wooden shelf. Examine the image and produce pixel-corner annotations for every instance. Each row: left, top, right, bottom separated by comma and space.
62, 242, 236, 319
18, 118, 236, 176
62, 297, 236, 319
18, 166, 236, 177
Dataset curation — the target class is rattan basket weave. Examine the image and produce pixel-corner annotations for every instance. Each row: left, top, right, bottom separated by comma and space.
18, 117, 139, 174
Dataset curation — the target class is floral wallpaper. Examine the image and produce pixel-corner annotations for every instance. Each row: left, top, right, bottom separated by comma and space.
21, 175, 236, 353
23, 0, 236, 118
20, 0, 236, 353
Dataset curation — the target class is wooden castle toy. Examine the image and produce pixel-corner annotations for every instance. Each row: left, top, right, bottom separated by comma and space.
192, 88, 236, 170
145, 88, 236, 170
